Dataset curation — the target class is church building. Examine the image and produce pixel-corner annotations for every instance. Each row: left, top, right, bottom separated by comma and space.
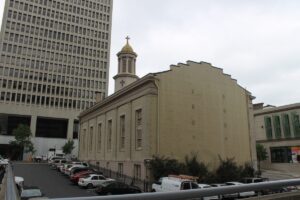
78, 39, 256, 181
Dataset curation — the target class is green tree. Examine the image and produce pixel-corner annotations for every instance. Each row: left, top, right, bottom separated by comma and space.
184, 153, 208, 180
10, 124, 35, 154
62, 140, 75, 155
256, 143, 268, 174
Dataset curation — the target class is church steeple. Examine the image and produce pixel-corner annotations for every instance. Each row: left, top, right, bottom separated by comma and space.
114, 37, 139, 92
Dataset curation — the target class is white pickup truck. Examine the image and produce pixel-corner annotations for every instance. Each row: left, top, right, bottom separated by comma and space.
152, 176, 199, 192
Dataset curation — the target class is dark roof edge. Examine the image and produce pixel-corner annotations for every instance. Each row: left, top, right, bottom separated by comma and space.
79, 74, 157, 118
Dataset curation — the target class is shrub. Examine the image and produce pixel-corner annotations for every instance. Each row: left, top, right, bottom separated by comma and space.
184, 153, 208, 180
215, 157, 242, 183
149, 155, 185, 181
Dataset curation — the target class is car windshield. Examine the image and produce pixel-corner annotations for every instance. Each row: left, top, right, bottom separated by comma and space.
21, 189, 42, 197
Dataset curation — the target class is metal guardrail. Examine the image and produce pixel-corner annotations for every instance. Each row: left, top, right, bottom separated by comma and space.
50, 178, 300, 200
4, 163, 19, 200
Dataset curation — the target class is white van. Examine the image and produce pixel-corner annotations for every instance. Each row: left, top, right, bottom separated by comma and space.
152, 175, 199, 192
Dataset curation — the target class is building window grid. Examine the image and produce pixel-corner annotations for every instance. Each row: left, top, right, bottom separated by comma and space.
0, 1, 110, 110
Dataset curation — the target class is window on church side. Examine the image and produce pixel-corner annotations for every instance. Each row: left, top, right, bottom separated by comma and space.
134, 164, 141, 180
135, 109, 142, 150
89, 126, 93, 151
82, 129, 86, 151
128, 58, 132, 73
118, 163, 124, 177
120, 115, 125, 150
97, 123, 102, 152
107, 120, 112, 150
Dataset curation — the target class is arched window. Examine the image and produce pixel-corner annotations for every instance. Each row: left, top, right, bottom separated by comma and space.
122, 57, 126, 72
128, 58, 132, 73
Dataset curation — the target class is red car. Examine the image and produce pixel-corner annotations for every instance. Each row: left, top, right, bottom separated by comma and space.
70, 170, 95, 184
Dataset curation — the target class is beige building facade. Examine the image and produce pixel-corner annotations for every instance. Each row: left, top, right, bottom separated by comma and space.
254, 103, 300, 173
79, 42, 255, 180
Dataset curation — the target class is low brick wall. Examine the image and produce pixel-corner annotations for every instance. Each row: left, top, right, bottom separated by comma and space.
262, 162, 300, 176
246, 191, 300, 200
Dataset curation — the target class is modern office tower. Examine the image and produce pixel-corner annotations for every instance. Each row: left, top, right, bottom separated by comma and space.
0, 0, 113, 159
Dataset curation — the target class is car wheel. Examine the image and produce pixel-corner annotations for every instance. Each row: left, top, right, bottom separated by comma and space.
87, 183, 93, 189
151, 189, 156, 192
106, 192, 112, 195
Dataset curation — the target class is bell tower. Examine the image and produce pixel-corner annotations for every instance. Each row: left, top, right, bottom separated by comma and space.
114, 37, 139, 92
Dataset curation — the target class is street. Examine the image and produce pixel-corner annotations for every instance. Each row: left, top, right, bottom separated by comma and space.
13, 162, 97, 198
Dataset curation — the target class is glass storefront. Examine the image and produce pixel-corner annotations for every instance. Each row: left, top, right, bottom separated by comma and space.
271, 146, 300, 163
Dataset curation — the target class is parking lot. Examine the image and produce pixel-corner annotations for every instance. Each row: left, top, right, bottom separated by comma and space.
13, 162, 97, 198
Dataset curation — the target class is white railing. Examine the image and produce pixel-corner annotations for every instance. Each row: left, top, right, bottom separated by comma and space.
4, 162, 300, 200
50, 179, 300, 200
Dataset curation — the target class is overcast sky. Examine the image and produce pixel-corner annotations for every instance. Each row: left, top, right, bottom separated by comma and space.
1, 0, 299, 106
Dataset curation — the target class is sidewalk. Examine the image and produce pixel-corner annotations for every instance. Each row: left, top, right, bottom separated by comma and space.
262, 169, 300, 180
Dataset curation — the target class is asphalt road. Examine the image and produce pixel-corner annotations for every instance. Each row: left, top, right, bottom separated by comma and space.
13, 162, 97, 198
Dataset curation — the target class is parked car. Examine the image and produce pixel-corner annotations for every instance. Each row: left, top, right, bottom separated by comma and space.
152, 175, 199, 192
242, 177, 269, 184
224, 182, 255, 198
95, 181, 142, 195
70, 170, 96, 184
59, 163, 71, 173
54, 159, 67, 170
78, 174, 114, 188
33, 156, 42, 162
65, 165, 88, 176
241, 177, 277, 195
198, 184, 219, 200
61, 164, 74, 174
15, 176, 24, 191
51, 159, 67, 169
20, 186, 44, 200
69, 167, 92, 177
48, 157, 65, 165
0, 155, 9, 165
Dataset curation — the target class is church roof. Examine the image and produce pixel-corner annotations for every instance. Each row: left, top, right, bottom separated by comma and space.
118, 37, 137, 56
121, 42, 134, 53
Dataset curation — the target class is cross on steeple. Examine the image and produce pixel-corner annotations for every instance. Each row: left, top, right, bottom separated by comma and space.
126, 36, 130, 44
120, 80, 125, 87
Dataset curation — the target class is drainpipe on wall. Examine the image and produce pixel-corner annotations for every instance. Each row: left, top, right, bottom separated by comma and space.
246, 91, 257, 170
129, 101, 132, 160
115, 109, 118, 160
153, 79, 160, 155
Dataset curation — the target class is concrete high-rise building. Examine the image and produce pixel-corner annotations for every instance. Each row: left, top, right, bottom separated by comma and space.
0, 0, 113, 159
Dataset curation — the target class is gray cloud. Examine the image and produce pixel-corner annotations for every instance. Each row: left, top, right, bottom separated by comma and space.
110, 0, 300, 106
0, 0, 299, 106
